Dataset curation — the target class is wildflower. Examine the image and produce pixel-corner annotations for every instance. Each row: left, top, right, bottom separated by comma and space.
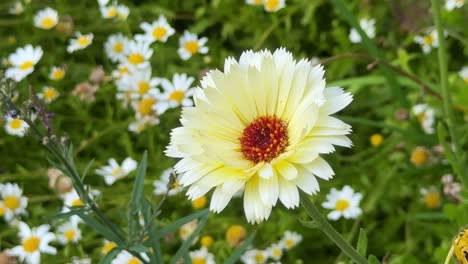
414, 29, 439, 54
201, 236, 214, 248
117, 68, 161, 99
178, 31, 209, 60
420, 187, 441, 209
7, 222, 56, 264
153, 168, 184, 196
189, 247, 215, 264
105, 33, 131, 63
100, 4, 119, 19
192, 195, 208, 209
33, 7, 58, 30
102, 240, 117, 254
441, 174, 462, 203
56, 220, 82, 245
156, 73, 195, 113
4, 116, 29, 137
8, 1, 24, 15
112, 251, 148, 264
226, 225, 247, 247
241, 249, 269, 264
459, 66, 468, 84
116, 5, 130, 21
5, 45, 43, 81
124, 40, 153, 69
47, 168, 72, 194
453, 227, 468, 264
70, 257, 92, 264
0, 183, 28, 222
94, 157, 138, 186
349, 18, 376, 43
410, 146, 428, 166
132, 95, 161, 118
246, 0, 264, 5
37, 86, 59, 103
412, 104, 435, 134
56, 15, 74, 35
112, 63, 133, 80
72, 81, 98, 103
166, 48, 353, 223
322, 185, 363, 220
179, 220, 198, 241
394, 108, 409, 121
445, 0, 465, 11
97, 0, 110, 7
49, 66, 66, 81
67, 32, 93, 53
264, 0, 286, 12
138, 15, 175, 43
128, 116, 159, 134
266, 242, 284, 261
61, 188, 100, 224
89, 65, 106, 85
370, 133, 383, 147
280, 231, 302, 250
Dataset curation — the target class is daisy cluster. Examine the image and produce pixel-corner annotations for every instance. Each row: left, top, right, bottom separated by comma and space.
241, 231, 302, 264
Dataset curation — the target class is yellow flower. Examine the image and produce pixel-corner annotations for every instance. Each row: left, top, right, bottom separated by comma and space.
370, 133, 383, 147
225, 225, 246, 247
201, 236, 214, 248
410, 147, 428, 166
192, 195, 207, 209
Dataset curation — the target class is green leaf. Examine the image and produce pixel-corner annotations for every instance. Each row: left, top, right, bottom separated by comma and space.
130, 151, 147, 211
356, 228, 368, 256
129, 244, 148, 253
77, 212, 124, 245
54, 208, 89, 219
99, 247, 120, 264
368, 255, 381, 264
157, 209, 209, 238
81, 158, 95, 181
224, 230, 257, 264
298, 218, 321, 229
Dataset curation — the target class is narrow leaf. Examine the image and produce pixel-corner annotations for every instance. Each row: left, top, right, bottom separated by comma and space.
157, 209, 209, 238
224, 230, 257, 264
357, 228, 368, 256
99, 247, 120, 264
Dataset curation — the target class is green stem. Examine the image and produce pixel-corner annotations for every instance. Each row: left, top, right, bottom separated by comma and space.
300, 192, 369, 264
431, 0, 466, 183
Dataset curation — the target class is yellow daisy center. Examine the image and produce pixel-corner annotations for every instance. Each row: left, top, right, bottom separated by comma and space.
335, 199, 350, 211
172, 180, 180, 189
9, 119, 23, 130
107, 7, 117, 18
201, 236, 214, 248
138, 81, 150, 95
77, 36, 90, 47
4, 196, 20, 210
192, 258, 206, 264
410, 148, 428, 166
41, 17, 55, 28
137, 98, 156, 116
119, 66, 130, 75
152, 27, 167, 40
111, 167, 122, 177
52, 69, 65, 80
128, 53, 144, 65
192, 196, 207, 209
265, 0, 280, 10
253, 0, 263, 4
64, 229, 76, 241
226, 225, 246, 247
20, 60, 34, 70
240, 116, 288, 163
44, 88, 57, 100
424, 192, 441, 209
113, 42, 124, 53
254, 253, 265, 263
168, 90, 185, 104
423, 35, 434, 45
102, 241, 117, 254
71, 199, 84, 207
285, 239, 295, 248
23, 236, 40, 253
127, 257, 140, 264
272, 248, 282, 257
184, 41, 199, 54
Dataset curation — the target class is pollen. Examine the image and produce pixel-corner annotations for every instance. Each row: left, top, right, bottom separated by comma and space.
168, 90, 185, 104
128, 53, 144, 65
240, 116, 288, 163
335, 199, 350, 212
152, 27, 167, 40
23, 236, 40, 253
184, 41, 199, 54
20, 60, 34, 70
4, 196, 20, 210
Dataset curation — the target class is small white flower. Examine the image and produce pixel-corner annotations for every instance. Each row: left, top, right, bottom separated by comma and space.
67, 32, 94, 53
5, 45, 43, 81
112, 63, 133, 80
100, 4, 119, 19
241, 249, 269, 264
414, 29, 439, 54
178, 31, 209, 60
49, 66, 66, 81
61, 187, 100, 224
9, 1, 24, 15
266, 242, 284, 260
4, 116, 29, 137
128, 116, 159, 134
137, 15, 175, 43
246, 0, 264, 6
445, 0, 465, 11
412, 103, 435, 134
0, 183, 28, 221
69, 257, 92, 264
37, 86, 59, 103
97, 0, 109, 6
322, 185, 363, 220
280, 231, 302, 250
57, 220, 82, 245
349, 18, 376, 43
264, 0, 286, 12
153, 168, 184, 196
105, 33, 131, 63
116, 67, 161, 99
33, 7, 58, 30
112, 251, 148, 264
124, 40, 153, 69
95, 158, 138, 186
116, 5, 130, 21
189, 247, 216, 264
155, 73, 195, 113
8, 222, 57, 264
179, 220, 198, 241
458, 66, 468, 84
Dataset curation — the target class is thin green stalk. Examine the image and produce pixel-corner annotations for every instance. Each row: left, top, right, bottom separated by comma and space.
300, 192, 369, 264
431, 0, 466, 183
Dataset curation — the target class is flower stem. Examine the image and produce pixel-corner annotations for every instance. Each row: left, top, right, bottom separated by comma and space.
300, 191, 369, 264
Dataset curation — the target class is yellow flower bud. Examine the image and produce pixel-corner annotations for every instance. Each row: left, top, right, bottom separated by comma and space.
370, 133, 383, 147
225, 225, 246, 247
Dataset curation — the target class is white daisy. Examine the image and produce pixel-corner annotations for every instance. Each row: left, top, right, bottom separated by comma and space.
414, 29, 439, 54
37, 86, 59, 103
155, 73, 195, 113
9, 1, 24, 15
49, 66, 66, 81
445, 0, 465, 11
105, 33, 131, 63
280, 231, 302, 250
153, 168, 184, 196
0, 183, 28, 221
166, 48, 353, 223
412, 103, 435, 134
100, 4, 119, 19
189, 247, 216, 264
124, 40, 153, 69
112, 63, 133, 80
69, 257, 92, 264
131, 92, 165, 119
97, 0, 109, 6
246, 0, 264, 5
5, 45, 43, 81
67, 32, 94, 53
241, 249, 269, 264
138, 15, 175, 43
322, 185, 363, 220
8, 222, 56, 264
116, 67, 161, 99
116, 5, 130, 21
264, 0, 286, 12
349, 18, 376, 43
266, 242, 284, 260
112, 251, 148, 264
178, 31, 209, 60
33, 7, 58, 30
56, 220, 82, 245
4, 116, 29, 137
459, 66, 468, 83
128, 116, 159, 134
94, 158, 138, 186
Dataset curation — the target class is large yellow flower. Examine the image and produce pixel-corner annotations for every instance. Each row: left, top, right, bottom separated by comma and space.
166, 48, 353, 223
